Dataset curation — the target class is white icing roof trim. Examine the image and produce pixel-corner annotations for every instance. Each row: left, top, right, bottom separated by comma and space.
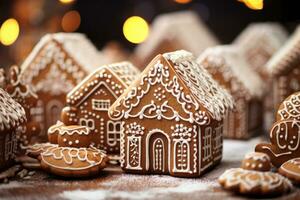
198, 46, 265, 98
267, 26, 300, 74
234, 22, 288, 55
135, 11, 219, 60
21, 33, 108, 74
0, 88, 26, 131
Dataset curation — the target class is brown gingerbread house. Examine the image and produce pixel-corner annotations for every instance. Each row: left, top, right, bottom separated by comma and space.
61, 62, 140, 155
109, 50, 234, 177
234, 23, 288, 79
133, 11, 219, 69
267, 26, 300, 112
197, 46, 265, 139
19, 33, 107, 140
0, 88, 26, 171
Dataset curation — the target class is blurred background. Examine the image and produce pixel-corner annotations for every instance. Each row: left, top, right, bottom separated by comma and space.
0, 0, 299, 67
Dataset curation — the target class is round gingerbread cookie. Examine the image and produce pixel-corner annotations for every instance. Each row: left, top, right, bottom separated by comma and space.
48, 121, 64, 144
40, 146, 108, 177
279, 158, 300, 184
219, 168, 293, 197
241, 152, 271, 171
26, 143, 58, 159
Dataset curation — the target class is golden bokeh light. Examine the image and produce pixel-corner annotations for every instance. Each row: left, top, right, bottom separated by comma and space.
0, 18, 20, 46
59, 0, 75, 4
174, 0, 192, 4
239, 0, 264, 10
123, 16, 149, 44
61, 10, 81, 32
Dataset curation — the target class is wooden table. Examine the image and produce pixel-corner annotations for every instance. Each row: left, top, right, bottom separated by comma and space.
0, 137, 299, 200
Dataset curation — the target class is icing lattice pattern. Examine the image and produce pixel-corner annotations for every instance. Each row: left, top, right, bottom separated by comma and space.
0, 88, 26, 131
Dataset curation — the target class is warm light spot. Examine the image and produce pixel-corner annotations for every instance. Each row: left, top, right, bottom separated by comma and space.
239, 0, 263, 10
0, 18, 20, 46
123, 16, 149, 44
59, 0, 75, 4
174, 0, 192, 4
61, 10, 81, 32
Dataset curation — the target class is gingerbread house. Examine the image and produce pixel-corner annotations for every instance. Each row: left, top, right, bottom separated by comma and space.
5, 66, 41, 146
234, 23, 288, 78
197, 46, 265, 139
109, 50, 234, 177
133, 11, 219, 69
0, 88, 26, 171
61, 62, 140, 155
19, 33, 107, 140
267, 26, 300, 112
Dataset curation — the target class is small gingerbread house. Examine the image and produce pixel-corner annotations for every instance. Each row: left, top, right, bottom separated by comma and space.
234, 23, 288, 78
61, 62, 140, 155
109, 50, 234, 177
0, 88, 26, 171
133, 11, 219, 69
20, 33, 107, 140
197, 46, 265, 139
267, 26, 300, 111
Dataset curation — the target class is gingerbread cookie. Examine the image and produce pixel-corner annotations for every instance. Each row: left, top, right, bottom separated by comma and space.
40, 146, 108, 177
48, 121, 92, 148
277, 92, 300, 121
219, 168, 292, 197
25, 143, 58, 159
279, 158, 300, 184
256, 119, 300, 168
241, 152, 271, 171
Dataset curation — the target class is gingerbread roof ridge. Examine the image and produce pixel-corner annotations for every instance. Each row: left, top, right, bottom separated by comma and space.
267, 26, 300, 75
234, 22, 288, 53
20, 33, 107, 75
110, 50, 234, 122
134, 11, 219, 60
67, 61, 139, 106
197, 45, 265, 98
0, 88, 26, 131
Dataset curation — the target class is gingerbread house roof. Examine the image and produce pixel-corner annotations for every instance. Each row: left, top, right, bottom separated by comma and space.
67, 62, 140, 107
0, 88, 26, 131
134, 11, 219, 62
267, 26, 300, 76
197, 46, 265, 99
109, 50, 234, 124
234, 23, 288, 56
20, 33, 107, 84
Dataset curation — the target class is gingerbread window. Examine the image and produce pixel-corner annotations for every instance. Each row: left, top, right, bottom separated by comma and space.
92, 99, 111, 111
214, 125, 223, 150
5, 132, 17, 161
80, 118, 95, 129
203, 127, 212, 161
107, 121, 121, 147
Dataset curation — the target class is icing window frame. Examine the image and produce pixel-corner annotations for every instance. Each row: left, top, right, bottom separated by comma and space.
203, 127, 212, 161
80, 118, 95, 129
107, 121, 121, 147
92, 99, 111, 111
214, 125, 223, 150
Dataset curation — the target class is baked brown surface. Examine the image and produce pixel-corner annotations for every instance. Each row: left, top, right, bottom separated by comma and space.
279, 158, 300, 184
241, 152, 271, 171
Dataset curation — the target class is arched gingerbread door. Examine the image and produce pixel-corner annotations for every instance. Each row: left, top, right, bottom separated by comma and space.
149, 132, 169, 174
46, 99, 63, 128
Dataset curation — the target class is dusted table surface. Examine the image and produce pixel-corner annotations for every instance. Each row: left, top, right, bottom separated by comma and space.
0, 137, 299, 200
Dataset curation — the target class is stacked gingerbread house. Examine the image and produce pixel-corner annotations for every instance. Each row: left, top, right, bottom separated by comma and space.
267, 26, 300, 111
133, 11, 219, 68
19, 33, 107, 140
234, 23, 288, 78
109, 50, 234, 177
198, 46, 264, 139
61, 62, 140, 155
